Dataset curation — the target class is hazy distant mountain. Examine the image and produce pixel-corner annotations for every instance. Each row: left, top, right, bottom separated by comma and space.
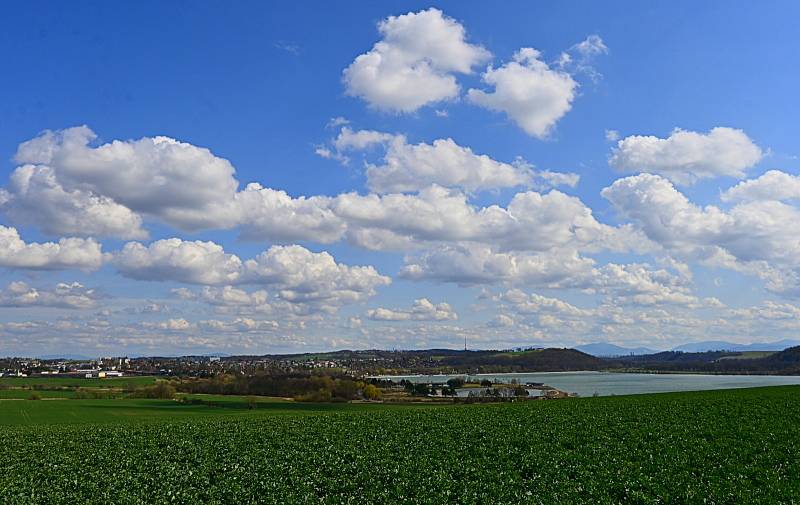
672, 340, 800, 353
576, 343, 658, 357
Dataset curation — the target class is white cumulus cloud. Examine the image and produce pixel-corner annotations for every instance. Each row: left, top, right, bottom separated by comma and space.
13, 126, 242, 231
0, 226, 104, 270
721, 170, 800, 202
327, 127, 578, 193
343, 8, 490, 112
602, 173, 800, 296
609, 127, 763, 185
366, 298, 457, 321
0, 164, 147, 239
0, 281, 100, 309
117, 239, 390, 313
467, 47, 578, 138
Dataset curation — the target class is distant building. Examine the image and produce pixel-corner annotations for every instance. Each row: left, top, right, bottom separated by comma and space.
76, 368, 122, 378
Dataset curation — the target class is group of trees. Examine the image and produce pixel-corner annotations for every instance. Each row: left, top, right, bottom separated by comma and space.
173, 372, 381, 402
130, 381, 177, 399
468, 386, 529, 398
399, 377, 533, 400
613, 346, 800, 374
438, 349, 605, 373
399, 377, 501, 397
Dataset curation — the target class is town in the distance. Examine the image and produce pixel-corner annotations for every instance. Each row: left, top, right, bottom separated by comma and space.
7, 339, 800, 378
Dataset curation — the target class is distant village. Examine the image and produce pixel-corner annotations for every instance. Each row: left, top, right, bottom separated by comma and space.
0, 351, 435, 379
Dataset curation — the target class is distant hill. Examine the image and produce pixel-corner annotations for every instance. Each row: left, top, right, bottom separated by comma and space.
613, 346, 800, 374
192, 345, 800, 375
232, 347, 606, 374
615, 350, 735, 365
672, 339, 800, 353
756, 346, 800, 373
438, 348, 605, 372
576, 343, 658, 357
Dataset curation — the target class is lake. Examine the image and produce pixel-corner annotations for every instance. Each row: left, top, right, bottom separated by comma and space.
372, 371, 800, 397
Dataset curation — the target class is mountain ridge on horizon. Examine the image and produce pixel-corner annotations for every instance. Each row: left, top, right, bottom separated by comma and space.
577, 339, 800, 357
29, 339, 800, 361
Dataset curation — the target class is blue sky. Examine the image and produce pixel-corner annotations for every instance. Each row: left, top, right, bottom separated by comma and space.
1, 1, 799, 356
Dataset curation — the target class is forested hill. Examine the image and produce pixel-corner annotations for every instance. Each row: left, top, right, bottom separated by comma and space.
231, 348, 606, 374
436, 348, 605, 372
611, 346, 800, 374
223, 346, 800, 375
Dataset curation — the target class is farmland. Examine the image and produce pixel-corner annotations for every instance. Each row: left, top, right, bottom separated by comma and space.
0, 375, 158, 388
2, 386, 799, 503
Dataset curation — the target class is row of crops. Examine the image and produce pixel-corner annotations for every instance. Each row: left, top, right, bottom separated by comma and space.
2, 386, 799, 503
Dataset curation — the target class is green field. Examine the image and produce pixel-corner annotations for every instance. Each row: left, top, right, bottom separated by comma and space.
2, 386, 799, 503
0, 375, 158, 388
0, 376, 161, 401
0, 389, 77, 399
0, 395, 435, 426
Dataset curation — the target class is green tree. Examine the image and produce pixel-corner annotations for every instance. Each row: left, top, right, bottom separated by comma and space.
363, 384, 382, 400
447, 377, 465, 389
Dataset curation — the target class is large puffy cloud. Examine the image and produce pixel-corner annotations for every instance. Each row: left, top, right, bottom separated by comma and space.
0, 281, 100, 309
115, 239, 244, 285
328, 127, 578, 193
5, 127, 347, 242
242, 245, 391, 306
14, 126, 242, 230
398, 239, 699, 307
602, 174, 732, 254
116, 239, 390, 313
0, 165, 147, 239
467, 48, 578, 138
366, 298, 457, 321
721, 170, 800, 202
234, 184, 346, 243
342, 8, 490, 112
400, 243, 597, 286
333, 185, 637, 253
609, 127, 763, 185
362, 136, 530, 192
0, 226, 104, 270
603, 173, 800, 295
602, 174, 800, 267
4, 127, 605, 254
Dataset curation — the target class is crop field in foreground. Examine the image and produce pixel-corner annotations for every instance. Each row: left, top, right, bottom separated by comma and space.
2, 386, 799, 504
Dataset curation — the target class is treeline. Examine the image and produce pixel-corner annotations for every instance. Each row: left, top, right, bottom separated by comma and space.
612, 346, 800, 374
440, 348, 605, 372
173, 372, 381, 402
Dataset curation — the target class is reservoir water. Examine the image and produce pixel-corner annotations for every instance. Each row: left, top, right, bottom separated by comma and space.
372, 371, 800, 397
